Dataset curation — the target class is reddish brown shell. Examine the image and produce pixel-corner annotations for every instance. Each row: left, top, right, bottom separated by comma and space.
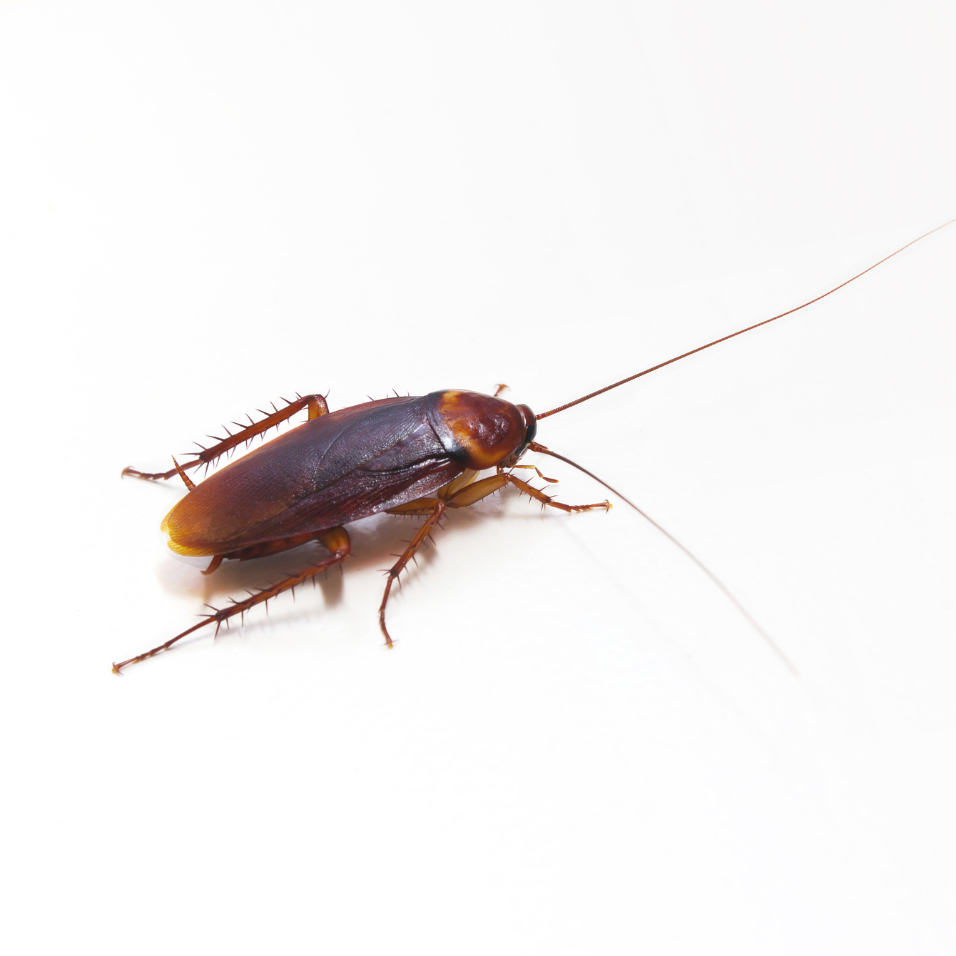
162, 397, 464, 556
162, 390, 534, 558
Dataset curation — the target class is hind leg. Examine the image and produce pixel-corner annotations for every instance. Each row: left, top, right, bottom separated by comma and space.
123, 393, 329, 482
112, 527, 351, 673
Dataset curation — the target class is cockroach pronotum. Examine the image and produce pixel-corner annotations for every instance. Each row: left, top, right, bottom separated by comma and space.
114, 220, 954, 673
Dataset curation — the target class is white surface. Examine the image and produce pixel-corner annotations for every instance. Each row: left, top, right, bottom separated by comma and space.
2, 2, 955, 953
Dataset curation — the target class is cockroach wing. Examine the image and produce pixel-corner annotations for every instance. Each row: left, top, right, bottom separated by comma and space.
163, 396, 465, 556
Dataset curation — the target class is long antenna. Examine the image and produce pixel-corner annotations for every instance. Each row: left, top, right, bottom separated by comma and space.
536, 219, 955, 421
528, 441, 799, 676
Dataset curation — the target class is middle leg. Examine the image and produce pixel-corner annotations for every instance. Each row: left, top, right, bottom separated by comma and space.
379, 499, 446, 645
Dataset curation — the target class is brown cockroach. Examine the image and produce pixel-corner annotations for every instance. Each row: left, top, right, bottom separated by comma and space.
114, 221, 953, 673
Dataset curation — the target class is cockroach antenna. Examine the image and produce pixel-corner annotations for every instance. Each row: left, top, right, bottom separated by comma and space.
528, 218, 955, 675
536, 218, 956, 421
529, 440, 798, 676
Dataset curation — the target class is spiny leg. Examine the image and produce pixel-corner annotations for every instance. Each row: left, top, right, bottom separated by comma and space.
377, 473, 608, 643
112, 527, 350, 673
446, 471, 611, 514
379, 500, 446, 645
508, 463, 558, 483
123, 393, 329, 481
172, 456, 196, 490
503, 472, 610, 513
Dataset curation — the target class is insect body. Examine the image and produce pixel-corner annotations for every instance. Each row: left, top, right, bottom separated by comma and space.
115, 390, 608, 672
162, 391, 537, 562
115, 221, 953, 673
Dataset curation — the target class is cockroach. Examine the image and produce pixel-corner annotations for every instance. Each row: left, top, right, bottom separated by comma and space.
113, 220, 953, 673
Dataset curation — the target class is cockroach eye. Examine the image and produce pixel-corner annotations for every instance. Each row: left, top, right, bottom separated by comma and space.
515, 404, 536, 456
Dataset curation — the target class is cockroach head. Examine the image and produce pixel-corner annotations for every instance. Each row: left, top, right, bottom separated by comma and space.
426, 391, 538, 471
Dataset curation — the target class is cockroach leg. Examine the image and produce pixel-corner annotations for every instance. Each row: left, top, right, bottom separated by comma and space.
437, 468, 480, 500
202, 554, 224, 575
112, 527, 350, 673
225, 530, 333, 562
122, 393, 330, 482
444, 472, 610, 514
378, 473, 609, 642
500, 473, 610, 513
171, 456, 196, 490
379, 500, 446, 645
509, 463, 559, 483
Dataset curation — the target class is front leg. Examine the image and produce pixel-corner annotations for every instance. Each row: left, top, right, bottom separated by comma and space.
445, 472, 610, 514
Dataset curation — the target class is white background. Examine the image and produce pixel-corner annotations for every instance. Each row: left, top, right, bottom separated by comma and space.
2, 2, 955, 953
